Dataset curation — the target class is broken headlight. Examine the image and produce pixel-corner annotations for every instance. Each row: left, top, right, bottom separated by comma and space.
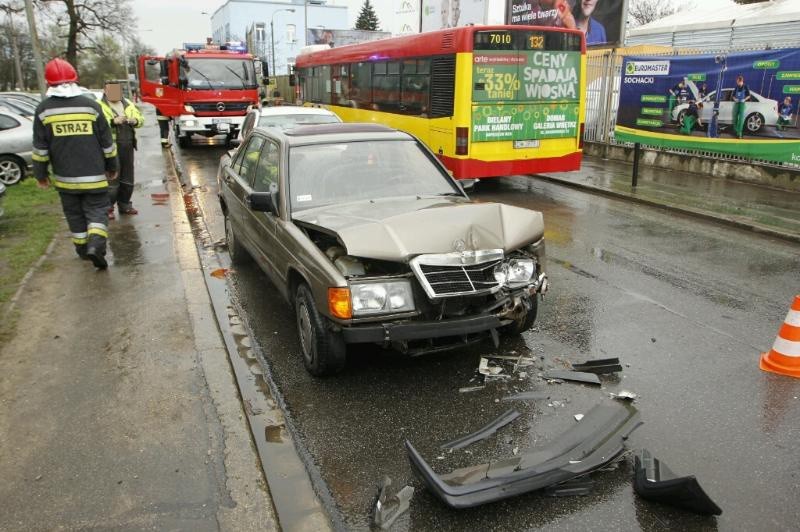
351, 280, 415, 316
494, 258, 536, 288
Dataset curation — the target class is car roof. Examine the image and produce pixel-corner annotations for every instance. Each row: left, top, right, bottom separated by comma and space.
253, 123, 412, 146
257, 106, 338, 117
0, 106, 30, 121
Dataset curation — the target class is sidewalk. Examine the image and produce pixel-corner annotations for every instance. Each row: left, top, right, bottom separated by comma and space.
0, 109, 276, 530
534, 156, 800, 243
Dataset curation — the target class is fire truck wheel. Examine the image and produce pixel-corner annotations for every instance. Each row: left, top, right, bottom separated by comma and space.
178, 135, 191, 149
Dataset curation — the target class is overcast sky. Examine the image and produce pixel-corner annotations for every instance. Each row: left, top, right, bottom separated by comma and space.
132, 0, 738, 55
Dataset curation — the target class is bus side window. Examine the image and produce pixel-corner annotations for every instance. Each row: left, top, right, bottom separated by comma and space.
402, 59, 430, 116
352, 62, 372, 109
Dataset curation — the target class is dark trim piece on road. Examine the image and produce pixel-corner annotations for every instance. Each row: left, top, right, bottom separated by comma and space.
406, 402, 642, 509
439, 409, 521, 450
634, 449, 722, 516
542, 369, 602, 385
571, 357, 623, 374
340, 315, 502, 344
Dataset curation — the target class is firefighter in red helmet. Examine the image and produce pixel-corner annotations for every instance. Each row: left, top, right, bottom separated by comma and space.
32, 58, 119, 268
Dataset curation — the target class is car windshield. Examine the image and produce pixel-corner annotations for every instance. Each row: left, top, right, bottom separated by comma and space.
289, 139, 459, 212
184, 58, 257, 90
258, 113, 340, 129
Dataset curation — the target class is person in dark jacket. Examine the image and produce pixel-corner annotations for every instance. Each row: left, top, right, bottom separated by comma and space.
32, 58, 118, 269
99, 81, 144, 217
777, 96, 793, 131
680, 101, 704, 134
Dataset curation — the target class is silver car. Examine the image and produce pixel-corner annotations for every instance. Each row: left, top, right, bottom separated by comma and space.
236, 105, 341, 143
0, 107, 33, 185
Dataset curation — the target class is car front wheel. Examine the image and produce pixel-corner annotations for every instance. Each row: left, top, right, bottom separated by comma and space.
295, 284, 346, 377
745, 113, 764, 133
501, 294, 538, 336
225, 213, 249, 264
0, 155, 24, 185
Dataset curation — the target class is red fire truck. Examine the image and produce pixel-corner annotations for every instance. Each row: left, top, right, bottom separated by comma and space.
138, 42, 264, 147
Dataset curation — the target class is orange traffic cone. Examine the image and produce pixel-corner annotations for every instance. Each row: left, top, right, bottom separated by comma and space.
760, 295, 800, 378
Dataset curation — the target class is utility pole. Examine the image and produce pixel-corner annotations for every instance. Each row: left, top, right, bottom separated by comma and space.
8, 16, 24, 89
24, 0, 46, 96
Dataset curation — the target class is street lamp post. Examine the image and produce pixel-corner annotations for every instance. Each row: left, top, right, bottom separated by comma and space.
271, 8, 295, 77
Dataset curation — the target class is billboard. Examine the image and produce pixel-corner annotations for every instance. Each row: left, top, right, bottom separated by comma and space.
306, 29, 391, 47
391, 0, 421, 35
615, 49, 800, 164
505, 0, 625, 47
421, 0, 488, 32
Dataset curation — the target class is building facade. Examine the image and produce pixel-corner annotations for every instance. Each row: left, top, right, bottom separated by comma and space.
211, 0, 348, 75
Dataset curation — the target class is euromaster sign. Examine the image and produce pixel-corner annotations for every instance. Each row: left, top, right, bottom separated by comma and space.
615, 48, 800, 164
472, 50, 580, 141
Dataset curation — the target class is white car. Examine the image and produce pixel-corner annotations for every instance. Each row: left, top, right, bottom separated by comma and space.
0, 107, 33, 185
672, 79, 779, 133
236, 105, 341, 142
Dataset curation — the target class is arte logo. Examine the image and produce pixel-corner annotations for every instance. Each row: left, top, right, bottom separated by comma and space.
626, 61, 670, 76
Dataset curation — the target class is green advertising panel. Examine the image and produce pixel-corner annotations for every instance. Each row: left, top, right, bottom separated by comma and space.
472, 50, 580, 142
472, 103, 579, 142
472, 50, 581, 103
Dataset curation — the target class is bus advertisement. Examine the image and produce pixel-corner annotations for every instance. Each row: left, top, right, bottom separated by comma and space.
295, 25, 586, 180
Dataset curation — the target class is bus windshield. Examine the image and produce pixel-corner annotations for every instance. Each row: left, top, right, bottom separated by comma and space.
471, 29, 582, 142
183, 58, 257, 90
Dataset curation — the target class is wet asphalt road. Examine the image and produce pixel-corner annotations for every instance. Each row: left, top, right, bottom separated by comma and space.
175, 139, 800, 531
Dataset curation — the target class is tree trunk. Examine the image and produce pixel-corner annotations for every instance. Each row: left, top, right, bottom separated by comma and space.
65, 0, 78, 69
9, 18, 25, 89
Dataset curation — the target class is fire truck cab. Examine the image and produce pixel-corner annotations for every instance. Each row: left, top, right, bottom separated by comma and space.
138, 42, 264, 147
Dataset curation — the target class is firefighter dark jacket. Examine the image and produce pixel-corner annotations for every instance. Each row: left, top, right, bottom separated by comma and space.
32, 94, 119, 193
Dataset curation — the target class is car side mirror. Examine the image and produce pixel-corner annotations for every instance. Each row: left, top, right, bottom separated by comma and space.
247, 191, 278, 215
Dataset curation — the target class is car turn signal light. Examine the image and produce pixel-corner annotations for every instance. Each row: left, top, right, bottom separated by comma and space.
328, 287, 352, 319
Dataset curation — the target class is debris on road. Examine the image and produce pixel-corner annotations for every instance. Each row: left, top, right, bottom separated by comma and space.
611, 390, 638, 402
502, 391, 551, 402
458, 385, 485, 394
542, 370, 601, 385
406, 402, 642, 508
373, 476, 415, 529
478, 357, 506, 379
440, 409, 521, 450
634, 449, 722, 516
574, 414, 584, 421
210, 268, 230, 279
571, 357, 623, 374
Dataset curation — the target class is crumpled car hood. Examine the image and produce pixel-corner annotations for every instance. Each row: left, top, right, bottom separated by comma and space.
292, 197, 544, 262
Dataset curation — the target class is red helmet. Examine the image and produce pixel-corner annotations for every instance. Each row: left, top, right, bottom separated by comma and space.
44, 58, 78, 86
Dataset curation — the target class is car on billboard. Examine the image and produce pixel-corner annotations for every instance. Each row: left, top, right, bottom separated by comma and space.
673, 79, 779, 133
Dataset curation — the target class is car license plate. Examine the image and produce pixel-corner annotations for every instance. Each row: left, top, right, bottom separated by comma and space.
514, 140, 539, 149
216, 122, 231, 132
213, 118, 231, 124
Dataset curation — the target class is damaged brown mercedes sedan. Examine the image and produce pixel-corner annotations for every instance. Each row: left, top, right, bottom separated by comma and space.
217, 123, 548, 376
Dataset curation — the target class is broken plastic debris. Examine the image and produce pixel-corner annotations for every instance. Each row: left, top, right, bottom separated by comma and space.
542, 370, 601, 385
440, 409, 521, 450
478, 357, 504, 377
459, 385, 485, 394
610, 390, 637, 401
545, 478, 595, 497
574, 414, 584, 421
210, 268, 230, 279
571, 357, 623, 375
373, 476, 415, 529
634, 449, 722, 516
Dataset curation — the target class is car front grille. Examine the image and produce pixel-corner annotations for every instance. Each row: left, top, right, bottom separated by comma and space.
192, 101, 250, 114
410, 250, 504, 299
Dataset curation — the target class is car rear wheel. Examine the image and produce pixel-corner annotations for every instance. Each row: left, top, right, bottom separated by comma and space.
295, 284, 346, 377
676, 109, 687, 127
0, 155, 24, 185
745, 113, 764, 133
501, 294, 538, 336
225, 213, 249, 264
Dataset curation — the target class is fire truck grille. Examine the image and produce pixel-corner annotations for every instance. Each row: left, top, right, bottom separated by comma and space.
192, 102, 250, 113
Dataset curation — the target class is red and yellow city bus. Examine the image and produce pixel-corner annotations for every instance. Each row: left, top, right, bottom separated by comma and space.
294, 25, 586, 179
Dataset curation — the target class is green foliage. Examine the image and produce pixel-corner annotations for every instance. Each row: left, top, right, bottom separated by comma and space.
0, 178, 61, 306
355, 0, 380, 31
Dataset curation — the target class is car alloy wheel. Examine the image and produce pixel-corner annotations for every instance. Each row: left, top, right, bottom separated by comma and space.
0, 157, 23, 185
746, 113, 763, 133
297, 298, 315, 364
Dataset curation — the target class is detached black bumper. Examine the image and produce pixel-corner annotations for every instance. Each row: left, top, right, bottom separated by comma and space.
340, 315, 502, 344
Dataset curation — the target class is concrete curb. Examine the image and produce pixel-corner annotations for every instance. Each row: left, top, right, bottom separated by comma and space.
531, 173, 800, 245
2, 234, 59, 321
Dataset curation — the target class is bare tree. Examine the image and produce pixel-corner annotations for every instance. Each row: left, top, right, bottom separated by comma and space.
0, 2, 25, 88
37, 0, 134, 70
628, 0, 696, 28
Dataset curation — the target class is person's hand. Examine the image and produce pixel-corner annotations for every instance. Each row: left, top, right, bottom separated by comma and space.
106, 171, 118, 181
556, 0, 576, 29
113, 115, 127, 125
127, 118, 138, 125
36, 179, 50, 190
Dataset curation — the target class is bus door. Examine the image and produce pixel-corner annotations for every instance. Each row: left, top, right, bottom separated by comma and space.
138, 55, 183, 116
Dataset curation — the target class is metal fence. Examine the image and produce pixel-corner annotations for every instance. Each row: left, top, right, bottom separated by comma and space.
583, 44, 800, 169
